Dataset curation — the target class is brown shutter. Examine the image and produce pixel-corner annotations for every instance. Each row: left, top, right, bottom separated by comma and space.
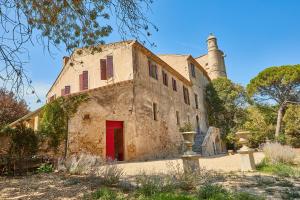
100, 59, 107, 80
107, 56, 113, 78
154, 64, 158, 79
82, 71, 88, 90
79, 74, 83, 91
65, 86, 70, 95
61, 88, 65, 96
148, 60, 151, 76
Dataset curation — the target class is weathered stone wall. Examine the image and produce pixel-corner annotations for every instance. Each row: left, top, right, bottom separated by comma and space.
130, 48, 207, 160
67, 81, 138, 161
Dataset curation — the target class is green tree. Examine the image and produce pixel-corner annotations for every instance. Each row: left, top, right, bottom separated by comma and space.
283, 105, 300, 147
247, 65, 300, 138
206, 77, 248, 145
243, 105, 277, 147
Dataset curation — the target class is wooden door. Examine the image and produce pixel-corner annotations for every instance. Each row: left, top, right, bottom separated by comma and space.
106, 121, 124, 161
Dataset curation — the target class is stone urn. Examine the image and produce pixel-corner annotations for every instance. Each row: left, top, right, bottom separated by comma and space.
181, 131, 197, 156
235, 131, 251, 152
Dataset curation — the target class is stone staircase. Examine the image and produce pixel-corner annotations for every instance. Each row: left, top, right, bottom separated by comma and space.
193, 128, 205, 154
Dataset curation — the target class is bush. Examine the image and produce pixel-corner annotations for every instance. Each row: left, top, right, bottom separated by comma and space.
98, 160, 124, 185
150, 193, 196, 200
37, 163, 53, 173
263, 143, 296, 164
90, 188, 118, 200
197, 184, 264, 200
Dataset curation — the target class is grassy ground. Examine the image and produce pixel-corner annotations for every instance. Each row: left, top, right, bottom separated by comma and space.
256, 159, 300, 178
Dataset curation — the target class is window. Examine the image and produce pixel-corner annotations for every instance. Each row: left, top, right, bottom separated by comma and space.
162, 70, 168, 86
79, 71, 88, 91
196, 115, 200, 130
100, 56, 114, 80
194, 93, 199, 109
183, 86, 190, 105
65, 85, 71, 95
191, 63, 196, 78
153, 102, 158, 120
176, 111, 180, 125
172, 78, 177, 91
107, 56, 114, 78
100, 59, 107, 80
148, 59, 158, 80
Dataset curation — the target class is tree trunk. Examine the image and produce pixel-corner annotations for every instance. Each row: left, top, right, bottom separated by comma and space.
275, 105, 284, 138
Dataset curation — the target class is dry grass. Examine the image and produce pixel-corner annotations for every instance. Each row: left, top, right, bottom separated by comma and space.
263, 143, 297, 164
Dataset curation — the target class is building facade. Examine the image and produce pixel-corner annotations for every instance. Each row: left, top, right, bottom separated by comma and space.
11, 34, 227, 161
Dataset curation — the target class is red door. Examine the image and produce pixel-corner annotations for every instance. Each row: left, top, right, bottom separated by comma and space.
106, 121, 124, 161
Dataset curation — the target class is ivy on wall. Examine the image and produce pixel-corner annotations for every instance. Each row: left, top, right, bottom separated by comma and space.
39, 94, 89, 149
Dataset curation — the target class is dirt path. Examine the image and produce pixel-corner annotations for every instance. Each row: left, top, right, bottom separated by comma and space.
0, 173, 102, 200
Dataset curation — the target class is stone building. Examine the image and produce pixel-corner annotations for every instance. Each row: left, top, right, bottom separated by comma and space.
10, 34, 227, 161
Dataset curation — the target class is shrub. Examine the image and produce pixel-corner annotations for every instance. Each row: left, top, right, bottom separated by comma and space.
91, 188, 118, 200
98, 160, 124, 185
37, 163, 53, 173
179, 122, 193, 132
197, 184, 264, 200
151, 193, 196, 200
136, 174, 165, 196
197, 184, 230, 200
263, 142, 296, 164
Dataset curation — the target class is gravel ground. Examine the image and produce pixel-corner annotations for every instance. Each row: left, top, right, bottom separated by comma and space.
0, 172, 299, 200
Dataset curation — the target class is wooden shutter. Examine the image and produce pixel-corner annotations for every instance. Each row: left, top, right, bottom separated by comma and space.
154, 64, 158, 79
107, 56, 113, 78
79, 74, 83, 91
100, 59, 107, 80
148, 60, 151, 76
65, 86, 70, 95
82, 71, 88, 90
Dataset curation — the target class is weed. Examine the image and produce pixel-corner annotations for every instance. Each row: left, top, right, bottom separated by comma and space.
36, 163, 53, 173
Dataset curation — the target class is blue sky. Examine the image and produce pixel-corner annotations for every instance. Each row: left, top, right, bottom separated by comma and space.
24, 0, 300, 110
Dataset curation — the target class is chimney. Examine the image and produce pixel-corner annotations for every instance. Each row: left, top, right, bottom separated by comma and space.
63, 56, 69, 66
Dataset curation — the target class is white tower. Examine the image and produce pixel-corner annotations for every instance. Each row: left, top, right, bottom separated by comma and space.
206, 33, 227, 80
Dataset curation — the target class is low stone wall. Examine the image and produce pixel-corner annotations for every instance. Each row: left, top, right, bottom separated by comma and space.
115, 152, 265, 176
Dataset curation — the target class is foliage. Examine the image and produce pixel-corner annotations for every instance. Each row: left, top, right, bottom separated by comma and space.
37, 163, 53, 173
179, 122, 193, 132
136, 174, 167, 196
39, 94, 89, 149
1, 125, 38, 159
0, 0, 156, 96
205, 77, 248, 144
263, 143, 296, 164
242, 105, 276, 147
91, 188, 118, 200
283, 105, 300, 147
98, 160, 124, 186
0, 88, 29, 129
197, 184, 264, 200
257, 159, 300, 178
246, 65, 300, 137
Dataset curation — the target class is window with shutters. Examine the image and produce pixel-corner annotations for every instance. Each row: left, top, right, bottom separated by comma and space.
172, 78, 177, 91
176, 111, 180, 125
191, 63, 196, 78
65, 85, 71, 95
183, 86, 190, 105
82, 71, 88, 90
162, 70, 168, 86
153, 102, 158, 121
107, 55, 114, 78
79, 71, 88, 91
194, 93, 199, 109
100, 59, 107, 80
148, 59, 158, 80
